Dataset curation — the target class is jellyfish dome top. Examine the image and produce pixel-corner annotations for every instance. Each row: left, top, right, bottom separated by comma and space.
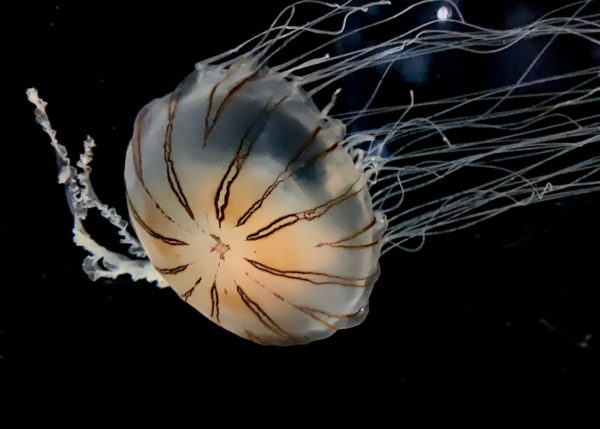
28, 0, 600, 345
124, 60, 386, 345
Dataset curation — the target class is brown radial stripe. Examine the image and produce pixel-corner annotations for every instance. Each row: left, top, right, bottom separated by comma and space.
155, 263, 189, 275
244, 258, 366, 287
203, 78, 224, 147
296, 305, 362, 320
214, 96, 288, 227
132, 112, 145, 183
243, 272, 351, 332
244, 272, 335, 330
244, 330, 271, 346
236, 284, 299, 343
325, 242, 379, 249
246, 138, 340, 223
204, 71, 259, 146
246, 178, 364, 241
164, 94, 195, 221
210, 281, 220, 324
181, 276, 203, 302
181, 286, 196, 302
291, 305, 337, 331
131, 110, 179, 226
236, 126, 323, 227
290, 139, 340, 178
126, 191, 189, 246
290, 305, 364, 331
246, 214, 300, 241
316, 217, 378, 248
244, 271, 285, 302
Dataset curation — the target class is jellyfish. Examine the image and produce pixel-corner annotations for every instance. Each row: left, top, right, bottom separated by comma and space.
27, 0, 600, 345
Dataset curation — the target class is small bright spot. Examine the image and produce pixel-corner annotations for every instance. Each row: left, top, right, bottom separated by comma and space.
437, 6, 451, 21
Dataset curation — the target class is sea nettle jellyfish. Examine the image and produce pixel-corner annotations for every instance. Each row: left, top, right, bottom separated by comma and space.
27, 0, 600, 345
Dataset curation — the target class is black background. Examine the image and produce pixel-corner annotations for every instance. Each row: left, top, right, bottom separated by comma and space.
4, 0, 600, 423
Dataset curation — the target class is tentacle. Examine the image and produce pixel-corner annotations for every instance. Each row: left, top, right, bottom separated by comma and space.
26, 88, 165, 285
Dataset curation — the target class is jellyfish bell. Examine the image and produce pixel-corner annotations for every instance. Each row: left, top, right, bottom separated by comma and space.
124, 58, 386, 344
27, 0, 600, 345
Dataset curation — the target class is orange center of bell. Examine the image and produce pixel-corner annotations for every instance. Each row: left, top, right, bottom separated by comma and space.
210, 233, 231, 260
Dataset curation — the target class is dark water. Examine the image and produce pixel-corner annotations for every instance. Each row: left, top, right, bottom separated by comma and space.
4, 0, 600, 422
